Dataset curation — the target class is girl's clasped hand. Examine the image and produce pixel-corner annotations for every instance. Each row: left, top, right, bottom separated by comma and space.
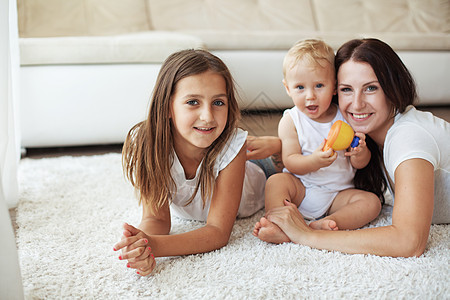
114, 223, 155, 276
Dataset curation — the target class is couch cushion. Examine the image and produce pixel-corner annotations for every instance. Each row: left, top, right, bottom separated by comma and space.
148, 0, 449, 51
310, 0, 450, 51
179, 30, 450, 51
19, 32, 205, 65
314, 0, 449, 34
179, 30, 316, 50
147, 0, 316, 31
18, 0, 152, 37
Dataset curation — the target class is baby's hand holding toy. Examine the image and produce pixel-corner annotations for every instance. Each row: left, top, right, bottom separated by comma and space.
344, 132, 367, 157
314, 140, 337, 167
322, 120, 359, 155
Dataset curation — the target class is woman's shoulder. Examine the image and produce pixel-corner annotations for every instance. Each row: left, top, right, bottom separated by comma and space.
389, 106, 449, 145
394, 106, 449, 129
385, 106, 449, 173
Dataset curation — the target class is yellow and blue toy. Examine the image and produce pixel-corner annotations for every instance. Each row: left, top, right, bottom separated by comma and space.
322, 120, 360, 152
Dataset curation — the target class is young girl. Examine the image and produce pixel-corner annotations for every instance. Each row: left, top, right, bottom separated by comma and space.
113, 49, 266, 276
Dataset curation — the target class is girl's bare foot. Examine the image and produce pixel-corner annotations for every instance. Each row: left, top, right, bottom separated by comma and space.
309, 218, 339, 231
253, 217, 291, 244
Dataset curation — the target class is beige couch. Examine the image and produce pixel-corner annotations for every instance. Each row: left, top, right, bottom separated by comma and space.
17, 0, 450, 147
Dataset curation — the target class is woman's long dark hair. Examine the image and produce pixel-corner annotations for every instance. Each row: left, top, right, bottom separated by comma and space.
335, 38, 417, 204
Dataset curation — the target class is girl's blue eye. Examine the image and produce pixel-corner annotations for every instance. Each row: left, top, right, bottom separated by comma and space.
296, 85, 304, 90
316, 83, 324, 88
187, 100, 198, 105
213, 100, 225, 106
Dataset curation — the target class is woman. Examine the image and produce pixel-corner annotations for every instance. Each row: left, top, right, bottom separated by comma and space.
251, 38, 449, 257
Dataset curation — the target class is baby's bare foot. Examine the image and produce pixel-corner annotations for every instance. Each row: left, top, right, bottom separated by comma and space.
254, 217, 290, 244
309, 218, 339, 231
253, 221, 262, 237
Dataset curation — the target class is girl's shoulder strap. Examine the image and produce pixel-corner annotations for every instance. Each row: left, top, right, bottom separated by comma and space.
216, 128, 247, 173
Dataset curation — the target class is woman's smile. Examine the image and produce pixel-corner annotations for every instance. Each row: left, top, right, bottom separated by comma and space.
349, 112, 372, 120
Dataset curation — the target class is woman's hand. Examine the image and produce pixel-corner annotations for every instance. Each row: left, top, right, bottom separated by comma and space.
246, 135, 281, 160
265, 200, 313, 244
114, 223, 156, 276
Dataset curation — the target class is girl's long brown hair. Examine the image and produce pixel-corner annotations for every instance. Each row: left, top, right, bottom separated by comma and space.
123, 49, 240, 214
335, 38, 417, 204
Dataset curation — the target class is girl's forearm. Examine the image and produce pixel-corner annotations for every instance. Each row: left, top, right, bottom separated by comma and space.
147, 224, 230, 258
139, 218, 171, 235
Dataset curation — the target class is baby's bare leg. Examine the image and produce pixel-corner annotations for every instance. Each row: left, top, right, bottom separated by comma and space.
253, 173, 305, 243
321, 189, 382, 230
264, 173, 305, 211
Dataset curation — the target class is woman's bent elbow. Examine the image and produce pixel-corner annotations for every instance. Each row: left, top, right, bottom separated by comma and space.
408, 237, 427, 257
397, 233, 428, 257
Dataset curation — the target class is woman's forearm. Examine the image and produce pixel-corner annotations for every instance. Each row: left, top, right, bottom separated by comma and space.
267, 198, 430, 258
290, 224, 426, 257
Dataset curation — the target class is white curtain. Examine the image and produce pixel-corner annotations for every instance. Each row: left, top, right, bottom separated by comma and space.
0, 0, 24, 298
1, 0, 20, 208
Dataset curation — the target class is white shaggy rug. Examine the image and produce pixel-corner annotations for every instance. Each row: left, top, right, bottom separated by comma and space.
16, 153, 449, 299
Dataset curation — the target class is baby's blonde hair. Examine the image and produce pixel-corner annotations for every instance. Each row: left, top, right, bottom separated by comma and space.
283, 39, 335, 78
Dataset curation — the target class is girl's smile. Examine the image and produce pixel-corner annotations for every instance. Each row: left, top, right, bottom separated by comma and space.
170, 70, 228, 156
194, 126, 215, 133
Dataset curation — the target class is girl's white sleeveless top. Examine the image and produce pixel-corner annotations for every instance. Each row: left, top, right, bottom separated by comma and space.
169, 128, 266, 221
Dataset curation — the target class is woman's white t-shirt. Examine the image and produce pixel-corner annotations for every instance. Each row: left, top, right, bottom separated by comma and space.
384, 106, 450, 224
169, 128, 266, 221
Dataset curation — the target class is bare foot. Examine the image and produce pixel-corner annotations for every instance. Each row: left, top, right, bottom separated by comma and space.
253, 217, 291, 244
309, 218, 339, 231
252, 221, 262, 237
